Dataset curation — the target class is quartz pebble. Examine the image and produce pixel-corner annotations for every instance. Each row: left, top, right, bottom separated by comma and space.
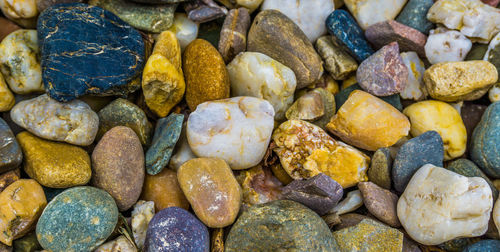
331, 190, 364, 215
489, 84, 500, 102
141, 168, 189, 212
168, 13, 198, 51
343, 0, 408, 30
218, 8, 250, 63
359, 182, 400, 227
424, 28, 472, 65
0, 118, 22, 173
315, 36, 358, 80
471, 102, 500, 178
0, 0, 38, 24
399, 51, 427, 100
131, 200, 155, 250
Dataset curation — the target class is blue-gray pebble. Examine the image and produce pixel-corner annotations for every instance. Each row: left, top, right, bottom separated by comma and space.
395, 0, 434, 34
471, 102, 500, 178
463, 240, 500, 252
0, 118, 22, 173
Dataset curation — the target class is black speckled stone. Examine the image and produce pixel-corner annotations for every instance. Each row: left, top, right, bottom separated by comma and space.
447, 158, 499, 200
335, 84, 402, 112
0, 118, 22, 173
38, 3, 145, 102
145, 207, 209, 252
463, 240, 500, 252
146, 113, 183, 175
392, 131, 444, 193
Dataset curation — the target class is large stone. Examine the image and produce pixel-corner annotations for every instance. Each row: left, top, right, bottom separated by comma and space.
343, 0, 408, 30
399, 51, 427, 100
218, 8, 250, 63
424, 28, 472, 65
146, 113, 183, 175
395, 0, 434, 34
0, 118, 22, 173
471, 102, 500, 178
141, 168, 188, 212
315, 36, 358, 80
447, 158, 499, 201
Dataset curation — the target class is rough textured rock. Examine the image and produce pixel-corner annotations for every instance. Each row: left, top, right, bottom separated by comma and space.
168, 13, 198, 51
396, 0, 434, 34
358, 182, 400, 227
343, 0, 408, 30
471, 102, 500, 178
0, 118, 22, 173
400, 51, 427, 100
146, 113, 183, 175
447, 158, 499, 201
141, 168, 189, 212
424, 28, 472, 65
368, 148, 392, 189
131, 201, 154, 250
218, 8, 250, 63
236, 165, 283, 209
315, 36, 358, 80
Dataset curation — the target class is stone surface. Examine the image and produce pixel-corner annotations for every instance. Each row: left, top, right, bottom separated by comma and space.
485, 32, 500, 78
308, 88, 336, 129
168, 124, 197, 171
398, 164, 493, 245
0, 74, 14, 112
494, 198, 500, 241
490, 84, 500, 102
315, 36, 358, 80
247, 9, 323, 89
0, 0, 37, 24
0, 118, 22, 173
335, 83, 403, 111
131, 200, 154, 250
12, 231, 42, 252
286, 91, 324, 121
0, 17, 20, 42
471, 102, 500, 178
359, 182, 400, 227
38, 3, 145, 102
168, 13, 198, 51
273, 119, 370, 188
425, 27, 472, 65
343, 0, 407, 30
236, 165, 283, 209
146, 113, 183, 175
0, 169, 19, 193
141, 166, 189, 212
184, 0, 227, 23
400, 51, 427, 100
461, 102, 488, 151
227, 52, 296, 120
447, 158, 499, 200
368, 148, 392, 189
218, 8, 250, 63
331, 190, 364, 215
178, 158, 242, 228
357, 42, 409, 96
226, 200, 338, 251
467, 43, 489, 60
463, 240, 500, 252
396, 0, 434, 34
17, 131, 91, 188
94, 235, 137, 252
187, 96, 274, 170
36, 0, 84, 12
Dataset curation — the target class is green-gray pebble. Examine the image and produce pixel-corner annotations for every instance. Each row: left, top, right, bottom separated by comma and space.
368, 148, 392, 189
446, 159, 498, 200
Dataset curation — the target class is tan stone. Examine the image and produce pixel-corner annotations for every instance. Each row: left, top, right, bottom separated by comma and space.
141, 168, 189, 212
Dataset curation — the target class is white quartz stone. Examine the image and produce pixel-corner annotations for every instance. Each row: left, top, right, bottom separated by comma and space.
94, 235, 137, 252
187, 96, 275, 170
484, 31, 500, 62
489, 83, 500, 103
424, 27, 472, 64
343, 0, 407, 30
0, 0, 38, 19
261, 0, 335, 42
397, 164, 493, 245
330, 190, 363, 215
227, 52, 296, 120
169, 123, 197, 171
168, 13, 198, 51
131, 200, 155, 250
400, 52, 427, 100
10, 94, 99, 146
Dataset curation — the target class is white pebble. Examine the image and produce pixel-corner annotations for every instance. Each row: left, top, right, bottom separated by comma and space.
424, 27, 472, 64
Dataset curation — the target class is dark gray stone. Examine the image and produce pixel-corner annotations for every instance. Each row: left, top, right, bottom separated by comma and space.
0, 118, 22, 173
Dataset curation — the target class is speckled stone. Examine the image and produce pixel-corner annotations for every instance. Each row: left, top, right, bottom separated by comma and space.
447, 158, 498, 200
359, 182, 400, 227
36, 186, 118, 252
471, 102, 500, 178
226, 200, 339, 251
146, 113, 183, 175
38, 3, 145, 102
0, 118, 22, 173
368, 148, 392, 190
144, 207, 210, 252
218, 8, 250, 63
463, 240, 500, 252
334, 84, 403, 111
36, 0, 84, 12
396, 0, 434, 34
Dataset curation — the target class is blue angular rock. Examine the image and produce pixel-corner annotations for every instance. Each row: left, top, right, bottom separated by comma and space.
325, 10, 374, 62
334, 84, 402, 111
37, 3, 145, 102
395, 0, 434, 34
146, 113, 184, 175
0, 118, 22, 173
471, 102, 500, 178
463, 240, 500, 252
145, 207, 209, 252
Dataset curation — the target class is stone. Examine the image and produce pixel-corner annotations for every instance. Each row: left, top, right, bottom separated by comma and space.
285, 91, 324, 121
130, 0, 187, 3
333, 213, 374, 231
0, 17, 20, 42
184, 0, 227, 23
178, 158, 242, 228
168, 13, 198, 51
0, 170, 19, 193
490, 84, 500, 102
403, 100, 467, 160
467, 43, 489, 60
471, 102, 500, 178
168, 124, 197, 170
447, 158, 499, 201
38, 3, 145, 102
10, 94, 98, 146
494, 198, 500, 240
36, 0, 84, 12
146, 113, 183, 175
270, 163, 293, 185
261, 0, 335, 42
0, 29, 42, 94
308, 88, 336, 129
17, 131, 91, 188
343, 0, 408, 30
273, 120, 370, 188
89, 0, 176, 33
438, 238, 475, 252
461, 102, 488, 151
94, 235, 137, 252
335, 83, 403, 111
218, 8, 250, 63
247, 10, 323, 89
12, 232, 42, 252
368, 148, 392, 189
227, 52, 296, 120
92, 126, 144, 211
358, 182, 400, 227
144, 207, 209, 252
36, 186, 118, 252
424, 28, 472, 65
327, 90, 410, 151
236, 165, 282, 209
485, 32, 500, 76
396, 0, 434, 34
356, 42, 409, 96
332, 219, 404, 252
187, 96, 274, 170
325, 10, 374, 62
226, 200, 338, 251
0, 0, 37, 21
331, 190, 364, 215
397, 164, 493, 245
482, 0, 500, 5
0, 179, 46, 246
97, 98, 152, 146
0, 118, 21, 173
0, 74, 14, 112
400, 51, 427, 100
392, 131, 444, 193
141, 166, 189, 212
315, 36, 358, 80
463, 240, 500, 252
131, 201, 154, 250
183, 39, 230, 110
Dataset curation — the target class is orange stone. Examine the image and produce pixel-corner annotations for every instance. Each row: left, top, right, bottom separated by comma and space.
141, 168, 189, 212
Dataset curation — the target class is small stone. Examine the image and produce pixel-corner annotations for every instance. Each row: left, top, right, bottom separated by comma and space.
285, 91, 324, 121
17, 131, 91, 188
331, 190, 364, 215
247, 9, 323, 89
489, 84, 500, 102
461, 102, 488, 152
392, 131, 444, 193
270, 163, 293, 185
0, 169, 19, 193
334, 83, 403, 111
95, 235, 137, 252
438, 238, 475, 252
358, 182, 400, 227
403, 100, 467, 160
343, 0, 408, 30
168, 13, 199, 51
141, 166, 189, 212
334, 213, 373, 231
357, 42, 409, 96
130, 0, 187, 3
471, 102, 500, 178
0, 17, 20, 41
0, 0, 37, 21
168, 125, 197, 171
0, 179, 46, 246
325, 10, 374, 62
368, 148, 392, 189
36, 186, 118, 252
12, 232, 42, 252
395, 0, 434, 34
400, 51, 427, 100
144, 207, 209, 252
218, 8, 250, 63
309, 88, 337, 129
146, 113, 183, 175
178, 158, 242, 228
463, 240, 500, 252
447, 158, 499, 201
184, 0, 227, 23
0, 74, 14, 112
467, 43, 489, 60
36, 0, 84, 12
495, 198, 500, 238
315, 36, 358, 80
398, 164, 493, 245
236, 165, 282, 209
485, 32, 500, 76
424, 28, 472, 65
131, 201, 154, 250
0, 118, 22, 173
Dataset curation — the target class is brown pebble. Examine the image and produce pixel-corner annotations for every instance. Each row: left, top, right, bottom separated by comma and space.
358, 181, 401, 227
218, 8, 251, 63
0, 169, 19, 193
141, 168, 189, 212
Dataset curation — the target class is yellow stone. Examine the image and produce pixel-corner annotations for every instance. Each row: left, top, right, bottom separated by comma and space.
403, 100, 467, 160
152, 31, 182, 73
273, 120, 370, 188
0, 179, 46, 246
342, 74, 357, 89
326, 90, 411, 151
141, 168, 189, 212
0, 73, 14, 112
424, 61, 498, 102
17, 131, 91, 188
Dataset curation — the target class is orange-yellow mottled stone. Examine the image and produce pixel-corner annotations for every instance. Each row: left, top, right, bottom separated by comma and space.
141, 168, 189, 212
326, 90, 410, 151
183, 39, 230, 110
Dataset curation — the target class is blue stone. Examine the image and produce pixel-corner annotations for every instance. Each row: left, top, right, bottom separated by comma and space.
395, 0, 434, 34
446, 159, 499, 200
145, 207, 209, 252
334, 84, 402, 111
392, 131, 444, 193
463, 240, 500, 252
0, 118, 22, 173
471, 102, 500, 178
146, 113, 184, 175
325, 10, 374, 62
38, 3, 145, 102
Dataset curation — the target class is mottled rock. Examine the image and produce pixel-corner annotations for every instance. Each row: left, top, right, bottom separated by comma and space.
0, 118, 21, 173
359, 182, 400, 227
344, 0, 408, 30
447, 158, 498, 200
471, 102, 500, 178
141, 166, 189, 212
0, 74, 14, 112
236, 165, 282, 209
168, 13, 198, 51
400, 51, 427, 100
331, 190, 364, 215
218, 8, 250, 63
463, 240, 500, 252
334, 83, 403, 111
0, 170, 19, 193
146, 114, 183, 175
315, 36, 358, 80
425, 28, 472, 65
368, 148, 392, 189
95, 235, 137, 252
131, 200, 154, 250
396, 0, 434, 34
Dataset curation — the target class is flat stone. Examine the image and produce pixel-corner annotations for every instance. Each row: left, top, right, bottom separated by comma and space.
396, 0, 434, 34
358, 182, 400, 227
146, 113, 183, 175
463, 240, 500, 252
141, 168, 188, 212
236, 165, 282, 209
218, 8, 250, 63
334, 83, 403, 111
400, 51, 427, 100
0, 169, 19, 193
0, 118, 22, 173
36, 0, 84, 12
315, 36, 358, 80
447, 158, 498, 201
331, 190, 364, 215
471, 102, 500, 178
424, 28, 472, 65
368, 148, 392, 189
0, 74, 14, 112
168, 13, 199, 51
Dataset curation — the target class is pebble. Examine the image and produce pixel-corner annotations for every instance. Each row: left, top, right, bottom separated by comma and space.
286, 91, 324, 121
0, 74, 14, 112
315, 36, 358, 80
12, 231, 42, 252
38, 3, 145, 102
17, 131, 91, 188
0, 179, 46, 246
335, 83, 403, 111
471, 102, 500, 178
218, 8, 250, 63
236, 165, 282, 208
225, 200, 339, 251
368, 148, 392, 189
184, 0, 227, 23
168, 124, 197, 170
438, 238, 475, 252
403, 100, 467, 160
357, 42, 409, 96
187, 96, 274, 170
447, 158, 499, 200
397, 164, 493, 245
94, 235, 137, 252
331, 190, 364, 215
490, 84, 500, 102
0, 0, 38, 21
0, 118, 22, 173
273, 119, 370, 188
494, 198, 500, 241
0, 17, 20, 41
485, 32, 500, 77
247, 9, 323, 89
461, 102, 488, 151
36, 0, 84, 12
0, 169, 19, 192
131, 200, 155, 250
168, 13, 199, 51
392, 131, 444, 193
424, 28, 472, 65
343, 0, 408, 30
146, 113, 183, 175
227, 52, 296, 120
144, 207, 209, 252
36, 186, 118, 251
359, 181, 400, 227
0, 29, 42, 94
463, 240, 500, 252
177, 158, 242, 228
10, 94, 98, 146
141, 166, 189, 212
400, 51, 427, 100
395, 0, 434, 34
